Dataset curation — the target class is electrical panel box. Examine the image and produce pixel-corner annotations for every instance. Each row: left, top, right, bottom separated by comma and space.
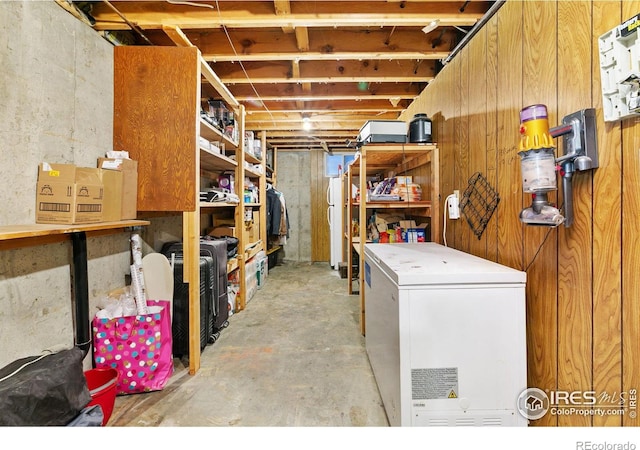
599, 14, 640, 122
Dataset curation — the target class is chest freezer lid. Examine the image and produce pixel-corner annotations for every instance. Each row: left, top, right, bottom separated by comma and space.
364, 243, 526, 286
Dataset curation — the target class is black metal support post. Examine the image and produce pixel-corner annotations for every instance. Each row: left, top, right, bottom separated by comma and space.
71, 232, 90, 356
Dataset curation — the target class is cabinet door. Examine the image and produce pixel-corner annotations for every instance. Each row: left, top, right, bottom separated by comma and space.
114, 46, 199, 212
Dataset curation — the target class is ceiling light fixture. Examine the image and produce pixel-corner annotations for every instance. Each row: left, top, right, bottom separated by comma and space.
302, 116, 312, 131
422, 20, 440, 34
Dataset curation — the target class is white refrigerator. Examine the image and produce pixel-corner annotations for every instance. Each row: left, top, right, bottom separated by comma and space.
326, 177, 343, 270
364, 243, 528, 427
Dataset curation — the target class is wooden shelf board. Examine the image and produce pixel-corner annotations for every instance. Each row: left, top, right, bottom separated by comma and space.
350, 144, 436, 176
200, 118, 239, 149
200, 147, 238, 172
244, 240, 264, 259
227, 257, 239, 273
199, 201, 239, 209
266, 245, 281, 255
0, 220, 150, 241
199, 56, 240, 110
244, 166, 262, 178
245, 152, 262, 165
352, 201, 431, 209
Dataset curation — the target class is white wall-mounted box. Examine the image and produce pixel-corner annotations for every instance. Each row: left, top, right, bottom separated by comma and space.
599, 14, 640, 122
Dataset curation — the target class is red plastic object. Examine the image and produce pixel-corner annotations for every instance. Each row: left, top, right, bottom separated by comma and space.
84, 368, 118, 426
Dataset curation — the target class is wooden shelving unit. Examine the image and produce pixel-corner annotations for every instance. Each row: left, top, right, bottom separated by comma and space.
343, 143, 440, 335
113, 45, 262, 374
234, 129, 267, 310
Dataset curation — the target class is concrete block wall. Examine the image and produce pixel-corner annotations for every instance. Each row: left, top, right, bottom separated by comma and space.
276, 152, 312, 262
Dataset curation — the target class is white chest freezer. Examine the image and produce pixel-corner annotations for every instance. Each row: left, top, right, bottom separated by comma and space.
364, 243, 528, 427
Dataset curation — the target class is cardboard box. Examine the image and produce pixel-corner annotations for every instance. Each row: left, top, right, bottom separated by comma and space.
75, 168, 104, 223
36, 163, 103, 224
251, 210, 260, 242
98, 158, 138, 220
36, 163, 75, 224
242, 210, 260, 244
99, 169, 123, 222
242, 223, 252, 247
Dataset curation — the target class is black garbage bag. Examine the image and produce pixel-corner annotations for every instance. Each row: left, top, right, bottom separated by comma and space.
0, 347, 91, 426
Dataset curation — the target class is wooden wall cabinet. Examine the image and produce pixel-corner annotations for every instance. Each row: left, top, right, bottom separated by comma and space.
114, 45, 262, 374
342, 143, 440, 334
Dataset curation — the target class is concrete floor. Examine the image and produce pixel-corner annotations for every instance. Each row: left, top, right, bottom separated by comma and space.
108, 261, 389, 427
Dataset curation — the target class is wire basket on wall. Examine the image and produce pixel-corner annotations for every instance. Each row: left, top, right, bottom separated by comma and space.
459, 172, 500, 240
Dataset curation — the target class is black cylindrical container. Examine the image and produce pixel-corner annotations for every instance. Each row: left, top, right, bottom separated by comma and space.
408, 113, 432, 143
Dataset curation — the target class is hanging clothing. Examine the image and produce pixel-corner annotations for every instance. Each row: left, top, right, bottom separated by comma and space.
266, 187, 289, 241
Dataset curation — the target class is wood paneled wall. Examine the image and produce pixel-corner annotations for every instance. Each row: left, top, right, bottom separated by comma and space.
311, 150, 330, 262
400, 0, 639, 427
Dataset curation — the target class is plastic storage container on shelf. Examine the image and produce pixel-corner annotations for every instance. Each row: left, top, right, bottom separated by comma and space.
255, 250, 268, 289
245, 256, 259, 303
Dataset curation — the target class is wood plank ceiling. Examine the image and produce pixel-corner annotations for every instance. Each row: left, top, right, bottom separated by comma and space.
69, 0, 493, 152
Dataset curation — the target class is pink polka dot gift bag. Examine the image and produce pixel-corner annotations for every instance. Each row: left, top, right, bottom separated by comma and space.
92, 300, 173, 395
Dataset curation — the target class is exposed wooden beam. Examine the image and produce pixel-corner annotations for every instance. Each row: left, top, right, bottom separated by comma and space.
89, 4, 483, 31
267, 138, 352, 144
290, 59, 309, 111
273, 0, 291, 16
265, 130, 358, 138
223, 81, 421, 97
245, 108, 403, 115
162, 25, 193, 47
248, 116, 398, 124
201, 61, 240, 110
204, 51, 449, 62
211, 59, 438, 84
247, 120, 374, 131
222, 75, 434, 84
189, 27, 458, 60
274, 0, 295, 33
237, 93, 415, 102
246, 111, 399, 121
295, 27, 310, 52
294, 24, 311, 109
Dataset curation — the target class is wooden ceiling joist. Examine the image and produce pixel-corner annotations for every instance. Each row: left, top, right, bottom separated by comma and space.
236, 93, 416, 101
244, 108, 403, 116
222, 76, 434, 84
89, 1, 486, 31
247, 121, 365, 131
203, 51, 449, 63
